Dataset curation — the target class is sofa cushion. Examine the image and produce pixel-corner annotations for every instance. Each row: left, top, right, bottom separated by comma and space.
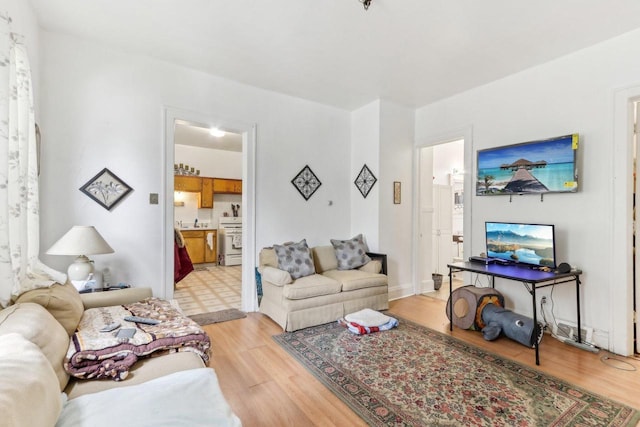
358, 259, 382, 274
311, 245, 338, 273
15, 281, 84, 335
322, 269, 387, 292
0, 333, 63, 427
330, 234, 371, 270
64, 351, 206, 400
57, 368, 241, 427
282, 274, 342, 299
274, 239, 316, 279
0, 303, 71, 391
262, 266, 293, 286
80, 287, 153, 310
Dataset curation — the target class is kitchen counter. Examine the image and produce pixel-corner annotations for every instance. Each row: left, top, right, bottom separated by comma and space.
179, 226, 217, 231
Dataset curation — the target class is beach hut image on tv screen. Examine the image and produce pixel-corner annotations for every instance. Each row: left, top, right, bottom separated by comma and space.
476, 133, 578, 196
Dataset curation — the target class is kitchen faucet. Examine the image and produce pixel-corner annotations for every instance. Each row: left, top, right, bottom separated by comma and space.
194, 218, 198, 228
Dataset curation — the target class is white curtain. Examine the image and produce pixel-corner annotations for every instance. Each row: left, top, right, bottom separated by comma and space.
0, 14, 65, 307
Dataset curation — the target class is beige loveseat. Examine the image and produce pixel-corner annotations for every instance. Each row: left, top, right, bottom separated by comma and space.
259, 244, 389, 332
0, 283, 240, 427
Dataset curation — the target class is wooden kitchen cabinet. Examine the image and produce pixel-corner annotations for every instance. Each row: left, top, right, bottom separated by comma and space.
174, 176, 202, 192
200, 178, 213, 208
180, 230, 217, 265
205, 230, 217, 263
213, 178, 242, 194
181, 230, 205, 264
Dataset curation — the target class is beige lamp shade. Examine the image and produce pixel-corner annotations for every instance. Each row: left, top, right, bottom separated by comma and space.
47, 226, 114, 282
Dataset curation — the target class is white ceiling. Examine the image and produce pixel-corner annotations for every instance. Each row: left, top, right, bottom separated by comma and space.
29, 0, 640, 111
174, 120, 242, 152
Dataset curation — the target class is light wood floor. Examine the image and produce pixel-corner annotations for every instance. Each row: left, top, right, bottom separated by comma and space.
202, 295, 640, 427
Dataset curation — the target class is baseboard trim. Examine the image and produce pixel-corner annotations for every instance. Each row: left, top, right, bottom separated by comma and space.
388, 282, 414, 301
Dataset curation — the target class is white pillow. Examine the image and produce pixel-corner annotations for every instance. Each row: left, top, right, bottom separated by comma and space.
56, 368, 241, 427
0, 333, 62, 427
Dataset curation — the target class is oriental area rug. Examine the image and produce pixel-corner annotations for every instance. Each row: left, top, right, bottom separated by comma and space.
273, 318, 640, 427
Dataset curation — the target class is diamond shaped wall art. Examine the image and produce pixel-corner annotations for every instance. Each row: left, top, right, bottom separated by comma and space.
80, 168, 133, 211
291, 165, 322, 201
354, 164, 377, 198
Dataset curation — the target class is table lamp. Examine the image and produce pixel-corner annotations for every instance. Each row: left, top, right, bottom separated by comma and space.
46, 225, 114, 281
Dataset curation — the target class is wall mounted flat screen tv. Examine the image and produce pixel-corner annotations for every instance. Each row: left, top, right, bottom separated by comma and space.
476, 133, 578, 195
485, 222, 556, 268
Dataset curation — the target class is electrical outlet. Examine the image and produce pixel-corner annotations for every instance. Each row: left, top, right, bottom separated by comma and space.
541, 296, 547, 304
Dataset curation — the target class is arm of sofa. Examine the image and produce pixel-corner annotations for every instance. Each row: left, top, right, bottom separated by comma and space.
359, 259, 383, 274
261, 266, 292, 286
364, 252, 387, 274
80, 288, 153, 309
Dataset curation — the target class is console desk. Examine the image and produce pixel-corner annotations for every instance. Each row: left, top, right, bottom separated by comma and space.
447, 261, 583, 365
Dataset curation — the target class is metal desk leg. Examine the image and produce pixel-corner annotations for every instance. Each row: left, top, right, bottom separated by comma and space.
576, 275, 582, 343
449, 267, 453, 331
532, 283, 539, 365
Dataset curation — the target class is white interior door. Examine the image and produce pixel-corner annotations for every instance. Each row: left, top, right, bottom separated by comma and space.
432, 184, 453, 276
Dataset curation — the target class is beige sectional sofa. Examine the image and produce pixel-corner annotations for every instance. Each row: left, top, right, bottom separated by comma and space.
259, 244, 389, 332
0, 283, 240, 427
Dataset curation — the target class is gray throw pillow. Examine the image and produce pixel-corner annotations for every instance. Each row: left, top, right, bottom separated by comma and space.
330, 234, 371, 270
273, 239, 316, 279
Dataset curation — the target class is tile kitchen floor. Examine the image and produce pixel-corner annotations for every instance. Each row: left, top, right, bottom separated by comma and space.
174, 264, 241, 316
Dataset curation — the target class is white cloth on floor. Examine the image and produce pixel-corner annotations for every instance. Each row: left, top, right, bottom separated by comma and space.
344, 308, 392, 328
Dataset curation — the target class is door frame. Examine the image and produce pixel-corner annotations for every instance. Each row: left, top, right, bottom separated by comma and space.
612, 87, 640, 355
412, 126, 473, 295
162, 106, 258, 312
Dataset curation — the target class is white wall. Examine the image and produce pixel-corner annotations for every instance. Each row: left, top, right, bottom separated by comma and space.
350, 101, 381, 250
378, 101, 414, 297
348, 100, 415, 297
415, 28, 640, 353
433, 140, 464, 185
174, 145, 242, 180
38, 32, 352, 295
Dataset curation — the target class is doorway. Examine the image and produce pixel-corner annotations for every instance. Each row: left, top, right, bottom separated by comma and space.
173, 123, 243, 315
163, 107, 258, 313
612, 87, 640, 356
414, 129, 471, 299
634, 101, 639, 354
417, 140, 464, 300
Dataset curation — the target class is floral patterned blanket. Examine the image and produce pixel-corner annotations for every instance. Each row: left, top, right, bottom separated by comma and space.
65, 298, 210, 381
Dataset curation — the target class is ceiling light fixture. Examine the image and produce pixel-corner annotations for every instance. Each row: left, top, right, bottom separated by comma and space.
209, 127, 226, 137
359, 0, 371, 10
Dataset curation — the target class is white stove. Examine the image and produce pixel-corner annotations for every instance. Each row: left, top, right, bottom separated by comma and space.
218, 217, 242, 266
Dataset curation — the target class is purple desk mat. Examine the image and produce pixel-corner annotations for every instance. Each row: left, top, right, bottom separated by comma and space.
448, 262, 580, 283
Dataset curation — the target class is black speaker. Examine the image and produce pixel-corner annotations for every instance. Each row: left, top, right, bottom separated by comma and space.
555, 262, 571, 274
